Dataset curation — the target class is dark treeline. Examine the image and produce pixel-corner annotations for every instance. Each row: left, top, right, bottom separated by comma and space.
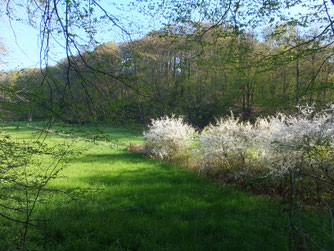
1, 24, 334, 127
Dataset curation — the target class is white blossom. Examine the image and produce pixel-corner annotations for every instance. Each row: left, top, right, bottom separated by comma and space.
198, 115, 256, 173
144, 105, 333, 178
143, 115, 195, 161
198, 105, 334, 176
255, 105, 334, 174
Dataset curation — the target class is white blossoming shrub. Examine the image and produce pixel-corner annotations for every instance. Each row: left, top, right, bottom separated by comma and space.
143, 115, 195, 161
160, 106, 333, 248
197, 105, 334, 183
255, 105, 334, 175
198, 115, 258, 178
144, 105, 333, 185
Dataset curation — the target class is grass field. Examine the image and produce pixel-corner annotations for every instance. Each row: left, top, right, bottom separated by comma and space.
1, 122, 289, 250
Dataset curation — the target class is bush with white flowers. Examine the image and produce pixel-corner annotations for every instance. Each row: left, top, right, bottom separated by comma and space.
197, 105, 334, 180
198, 115, 256, 176
144, 106, 334, 248
255, 105, 334, 175
143, 115, 195, 161
144, 105, 333, 179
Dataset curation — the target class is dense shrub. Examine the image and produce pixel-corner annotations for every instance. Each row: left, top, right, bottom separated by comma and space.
198, 115, 258, 179
197, 106, 334, 179
255, 105, 334, 175
143, 115, 195, 161
144, 105, 334, 248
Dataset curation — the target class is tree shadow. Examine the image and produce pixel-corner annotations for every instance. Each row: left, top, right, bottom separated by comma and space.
36, 150, 288, 250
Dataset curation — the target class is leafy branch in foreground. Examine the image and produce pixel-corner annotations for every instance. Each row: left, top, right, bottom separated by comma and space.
0, 130, 79, 246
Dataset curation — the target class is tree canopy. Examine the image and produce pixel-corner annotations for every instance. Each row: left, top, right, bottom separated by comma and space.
0, 0, 333, 126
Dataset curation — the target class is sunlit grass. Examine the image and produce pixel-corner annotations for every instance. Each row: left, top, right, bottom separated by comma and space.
1, 123, 288, 250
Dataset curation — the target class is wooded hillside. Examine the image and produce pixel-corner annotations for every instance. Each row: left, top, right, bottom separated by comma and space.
1, 24, 333, 127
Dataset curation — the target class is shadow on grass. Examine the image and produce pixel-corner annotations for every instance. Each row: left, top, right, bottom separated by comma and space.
37, 151, 288, 251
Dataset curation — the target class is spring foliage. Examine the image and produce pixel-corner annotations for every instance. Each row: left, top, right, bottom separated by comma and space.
143, 115, 195, 161
255, 105, 334, 174
144, 105, 334, 184
144, 106, 334, 249
196, 105, 334, 175
0, 130, 77, 244
198, 115, 255, 176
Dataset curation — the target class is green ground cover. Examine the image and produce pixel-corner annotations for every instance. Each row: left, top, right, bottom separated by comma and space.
1, 123, 288, 250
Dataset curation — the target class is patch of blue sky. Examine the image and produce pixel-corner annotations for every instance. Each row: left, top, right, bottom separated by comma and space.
0, 0, 164, 71
0, 0, 331, 72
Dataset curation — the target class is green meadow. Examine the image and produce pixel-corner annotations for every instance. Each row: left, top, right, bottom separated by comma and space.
1, 123, 288, 250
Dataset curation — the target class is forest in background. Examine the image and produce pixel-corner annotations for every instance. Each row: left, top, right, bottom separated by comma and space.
0, 1, 333, 249
1, 22, 333, 127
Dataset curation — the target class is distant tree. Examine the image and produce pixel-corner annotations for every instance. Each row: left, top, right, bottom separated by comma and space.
0, 0, 333, 121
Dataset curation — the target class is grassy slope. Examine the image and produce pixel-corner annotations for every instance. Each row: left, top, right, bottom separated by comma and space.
1, 123, 288, 250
